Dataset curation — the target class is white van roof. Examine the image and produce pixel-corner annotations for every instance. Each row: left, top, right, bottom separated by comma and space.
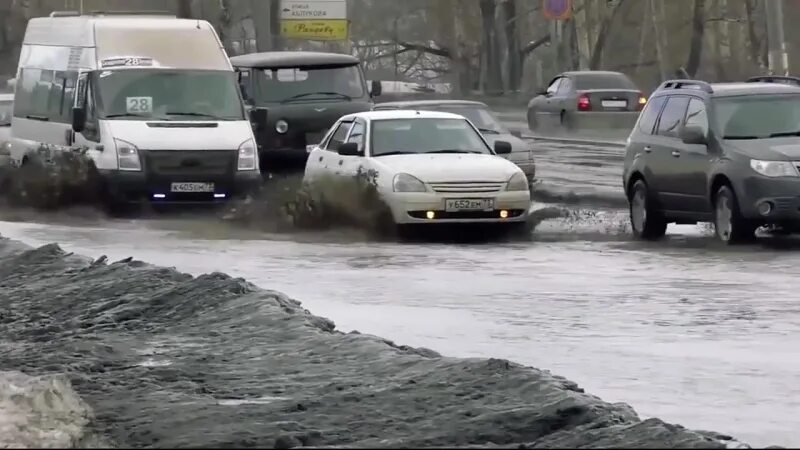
23, 14, 231, 71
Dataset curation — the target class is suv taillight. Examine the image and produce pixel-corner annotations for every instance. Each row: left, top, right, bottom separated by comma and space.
577, 94, 591, 111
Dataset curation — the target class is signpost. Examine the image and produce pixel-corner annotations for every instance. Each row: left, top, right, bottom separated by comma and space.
542, 0, 572, 21
280, 0, 349, 41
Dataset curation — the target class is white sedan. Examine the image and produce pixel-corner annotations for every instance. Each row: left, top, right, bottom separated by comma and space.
302, 110, 531, 225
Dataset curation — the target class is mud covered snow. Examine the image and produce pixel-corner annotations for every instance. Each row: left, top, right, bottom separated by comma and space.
0, 236, 754, 448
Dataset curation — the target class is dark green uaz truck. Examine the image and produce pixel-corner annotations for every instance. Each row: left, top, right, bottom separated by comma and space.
230, 51, 381, 172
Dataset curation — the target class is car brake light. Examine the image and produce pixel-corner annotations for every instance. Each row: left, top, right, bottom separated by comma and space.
577, 94, 591, 111
638, 94, 647, 110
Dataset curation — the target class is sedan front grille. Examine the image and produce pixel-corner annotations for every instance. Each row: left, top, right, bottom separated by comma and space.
429, 181, 505, 193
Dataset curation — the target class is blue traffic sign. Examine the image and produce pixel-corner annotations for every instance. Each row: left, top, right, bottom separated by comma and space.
543, 0, 572, 21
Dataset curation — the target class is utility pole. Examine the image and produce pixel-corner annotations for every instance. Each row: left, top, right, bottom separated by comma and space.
269, 0, 285, 51
765, 0, 788, 76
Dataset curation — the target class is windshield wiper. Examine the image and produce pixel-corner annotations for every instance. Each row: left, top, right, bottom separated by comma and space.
105, 113, 161, 119
166, 112, 228, 120
723, 135, 761, 140
477, 127, 501, 135
373, 151, 417, 157
280, 92, 352, 103
425, 149, 482, 154
769, 130, 800, 138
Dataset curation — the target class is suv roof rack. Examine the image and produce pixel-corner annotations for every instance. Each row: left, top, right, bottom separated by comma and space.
657, 79, 714, 94
746, 75, 800, 85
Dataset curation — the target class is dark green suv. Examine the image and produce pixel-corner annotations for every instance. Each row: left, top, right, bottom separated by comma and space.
622, 78, 800, 244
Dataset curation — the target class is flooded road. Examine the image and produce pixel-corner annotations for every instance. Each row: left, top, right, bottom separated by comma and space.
1, 217, 799, 447
1, 131, 799, 447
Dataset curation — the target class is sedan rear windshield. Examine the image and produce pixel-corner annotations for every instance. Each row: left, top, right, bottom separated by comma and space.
714, 94, 800, 139
423, 106, 507, 134
574, 74, 635, 90
370, 118, 492, 156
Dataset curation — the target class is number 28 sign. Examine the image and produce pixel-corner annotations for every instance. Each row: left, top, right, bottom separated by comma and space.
543, 0, 573, 21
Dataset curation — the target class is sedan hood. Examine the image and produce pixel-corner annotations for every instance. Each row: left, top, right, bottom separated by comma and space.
373, 153, 521, 182
726, 137, 800, 160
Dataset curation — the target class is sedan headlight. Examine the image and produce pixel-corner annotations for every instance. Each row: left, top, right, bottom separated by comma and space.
276, 119, 289, 134
506, 171, 529, 191
114, 138, 141, 171
237, 138, 257, 171
393, 173, 427, 192
750, 159, 799, 177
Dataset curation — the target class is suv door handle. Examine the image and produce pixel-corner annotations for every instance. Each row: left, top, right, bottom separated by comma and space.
643, 145, 652, 153
671, 150, 681, 157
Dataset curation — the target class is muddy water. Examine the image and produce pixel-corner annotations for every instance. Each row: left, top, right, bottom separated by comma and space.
1, 217, 799, 447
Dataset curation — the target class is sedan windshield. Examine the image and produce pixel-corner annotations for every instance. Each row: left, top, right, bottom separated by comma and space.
424, 106, 507, 134
0, 100, 11, 126
94, 69, 245, 121
254, 65, 365, 103
370, 118, 492, 156
714, 94, 800, 139
573, 73, 635, 90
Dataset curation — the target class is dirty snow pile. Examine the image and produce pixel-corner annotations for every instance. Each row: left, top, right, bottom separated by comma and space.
0, 235, 755, 448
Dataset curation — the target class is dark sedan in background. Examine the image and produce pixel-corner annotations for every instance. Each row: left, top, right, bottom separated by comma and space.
527, 70, 647, 133
373, 99, 536, 183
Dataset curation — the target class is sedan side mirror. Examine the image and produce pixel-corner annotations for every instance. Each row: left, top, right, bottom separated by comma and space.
370, 80, 382, 97
537, 89, 550, 96
71, 106, 86, 133
680, 125, 708, 145
249, 108, 268, 132
509, 128, 522, 138
338, 142, 361, 156
494, 140, 512, 155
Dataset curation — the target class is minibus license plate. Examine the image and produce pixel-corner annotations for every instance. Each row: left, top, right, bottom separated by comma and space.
171, 182, 214, 193
445, 198, 494, 212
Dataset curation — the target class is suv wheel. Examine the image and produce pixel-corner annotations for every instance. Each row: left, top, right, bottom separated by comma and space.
629, 179, 667, 240
713, 185, 757, 244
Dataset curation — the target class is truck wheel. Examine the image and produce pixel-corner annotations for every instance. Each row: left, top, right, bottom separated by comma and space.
629, 179, 667, 240
713, 185, 757, 244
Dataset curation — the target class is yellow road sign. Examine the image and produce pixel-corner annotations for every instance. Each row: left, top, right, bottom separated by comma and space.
280, 19, 349, 41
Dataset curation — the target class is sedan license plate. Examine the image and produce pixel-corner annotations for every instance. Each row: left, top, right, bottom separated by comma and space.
601, 100, 627, 108
445, 198, 494, 212
170, 182, 214, 193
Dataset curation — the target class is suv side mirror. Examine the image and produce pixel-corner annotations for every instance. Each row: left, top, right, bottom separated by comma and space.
680, 125, 707, 145
509, 128, 522, 138
370, 80, 382, 97
249, 108, 268, 132
494, 140, 512, 155
337, 142, 360, 156
71, 106, 86, 133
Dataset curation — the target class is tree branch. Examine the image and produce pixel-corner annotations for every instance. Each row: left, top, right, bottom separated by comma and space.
520, 34, 551, 57
396, 41, 451, 58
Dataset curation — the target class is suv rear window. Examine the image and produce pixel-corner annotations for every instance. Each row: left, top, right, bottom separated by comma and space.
656, 96, 690, 138
637, 96, 665, 134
